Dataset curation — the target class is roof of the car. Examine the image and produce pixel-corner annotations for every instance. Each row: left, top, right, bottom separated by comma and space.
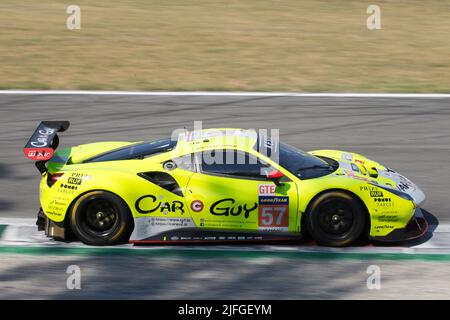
175, 128, 259, 153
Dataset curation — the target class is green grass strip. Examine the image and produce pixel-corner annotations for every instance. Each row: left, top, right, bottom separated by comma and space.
0, 245, 450, 262
0, 225, 7, 238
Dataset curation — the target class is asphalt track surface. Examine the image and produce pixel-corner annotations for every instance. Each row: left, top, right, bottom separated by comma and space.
0, 94, 449, 222
0, 93, 450, 299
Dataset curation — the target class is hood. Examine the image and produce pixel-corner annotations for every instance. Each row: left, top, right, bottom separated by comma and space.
309, 149, 426, 206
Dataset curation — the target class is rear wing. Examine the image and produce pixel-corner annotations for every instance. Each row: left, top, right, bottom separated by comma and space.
23, 121, 70, 165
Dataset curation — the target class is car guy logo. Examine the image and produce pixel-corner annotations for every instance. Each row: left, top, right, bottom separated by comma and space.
210, 198, 257, 219
135, 195, 184, 214
31, 128, 55, 147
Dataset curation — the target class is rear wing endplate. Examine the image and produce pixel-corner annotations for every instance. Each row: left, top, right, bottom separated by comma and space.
23, 121, 70, 162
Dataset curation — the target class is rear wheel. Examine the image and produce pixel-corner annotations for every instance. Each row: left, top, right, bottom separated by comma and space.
305, 191, 366, 247
70, 191, 133, 245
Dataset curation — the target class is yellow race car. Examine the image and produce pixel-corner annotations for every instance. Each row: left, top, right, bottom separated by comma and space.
24, 121, 428, 247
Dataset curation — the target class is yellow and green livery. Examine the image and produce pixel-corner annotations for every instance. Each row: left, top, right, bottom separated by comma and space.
24, 121, 428, 246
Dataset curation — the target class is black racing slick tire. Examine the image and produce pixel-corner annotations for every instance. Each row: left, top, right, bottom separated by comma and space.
69, 191, 133, 246
305, 191, 366, 247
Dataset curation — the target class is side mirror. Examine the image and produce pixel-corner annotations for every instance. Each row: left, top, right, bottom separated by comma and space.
267, 170, 284, 186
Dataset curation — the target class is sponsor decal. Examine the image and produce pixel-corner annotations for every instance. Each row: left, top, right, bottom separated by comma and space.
160, 235, 265, 242
45, 210, 63, 217
344, 170, 371, 182
198, 217, 254, 228
30, 128, 55, 148
210, 198, 257, 219
258, 184, 276, 196
59, 183, 78, 190
374, 198, 391, 202
71, 172, 91, 180
24, 148, 53, 161
397, 175, 416, 192
135, 195, 185, 214
47, 199, 67, 216
147, 217, 192, 227
360, 186, 380, 192
398, 182, 408, 191
259, 196, 289, 205
342, 153, 353, 161
374, 225, 395, 230
56, 187, 77, 195
374, 197, 394, 207
67, 177, 82, 185
370, 191, 384, 198
190, 200, 204, 212
258, 196, 289, 230
378, 214, 399, 222
397, 182, 412, 192
344, 169, 356, 177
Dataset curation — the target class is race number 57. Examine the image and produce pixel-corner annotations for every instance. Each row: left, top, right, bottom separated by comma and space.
259, 206, 288, 228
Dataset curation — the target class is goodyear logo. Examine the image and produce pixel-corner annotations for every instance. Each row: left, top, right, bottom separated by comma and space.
258, 196, 289, 204
370, 191, 383, 198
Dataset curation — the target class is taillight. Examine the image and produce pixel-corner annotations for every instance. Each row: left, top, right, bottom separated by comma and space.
47, 173, 64, 187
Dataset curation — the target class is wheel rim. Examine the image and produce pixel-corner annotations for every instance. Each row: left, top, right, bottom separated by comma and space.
79, 198, 119, 237
317, 199, 354, 236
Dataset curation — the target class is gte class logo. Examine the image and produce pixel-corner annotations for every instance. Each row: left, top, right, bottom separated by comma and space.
210, 199, 257, 219
258, 184, 275, 196
135, 195, 184, 214
190, 200, 204, 212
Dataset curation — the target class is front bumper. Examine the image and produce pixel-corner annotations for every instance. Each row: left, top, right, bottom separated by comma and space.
372, 208, 428, 242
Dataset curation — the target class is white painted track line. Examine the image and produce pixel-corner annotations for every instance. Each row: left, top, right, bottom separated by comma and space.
1, 218, 449, 252
0, 90, 450, 98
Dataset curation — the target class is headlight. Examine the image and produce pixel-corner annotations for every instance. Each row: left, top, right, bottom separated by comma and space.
370, 183, 414, 201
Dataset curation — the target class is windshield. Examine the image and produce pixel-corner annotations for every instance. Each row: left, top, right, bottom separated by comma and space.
278, 143, 336, 179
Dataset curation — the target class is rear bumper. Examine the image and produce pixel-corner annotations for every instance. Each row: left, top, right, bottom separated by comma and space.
371, 208, 428, 242
36, 208, 45, 231
36, 208, 67, 240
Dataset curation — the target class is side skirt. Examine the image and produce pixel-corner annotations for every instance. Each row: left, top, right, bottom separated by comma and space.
129, 227, 302, 244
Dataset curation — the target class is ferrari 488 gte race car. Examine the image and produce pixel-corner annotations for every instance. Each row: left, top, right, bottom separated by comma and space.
24, 121, 428, 247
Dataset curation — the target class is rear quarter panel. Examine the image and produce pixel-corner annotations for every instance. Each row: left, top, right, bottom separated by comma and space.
40, 161, 193, 223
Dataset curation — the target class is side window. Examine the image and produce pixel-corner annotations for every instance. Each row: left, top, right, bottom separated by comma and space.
199, 149, 273, 179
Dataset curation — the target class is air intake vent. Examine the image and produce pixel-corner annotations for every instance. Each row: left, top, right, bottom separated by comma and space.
137, 172, 183, 197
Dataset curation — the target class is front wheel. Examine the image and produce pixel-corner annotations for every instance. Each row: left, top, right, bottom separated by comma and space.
305, 191, 366, 247
70, 191, 133, 245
